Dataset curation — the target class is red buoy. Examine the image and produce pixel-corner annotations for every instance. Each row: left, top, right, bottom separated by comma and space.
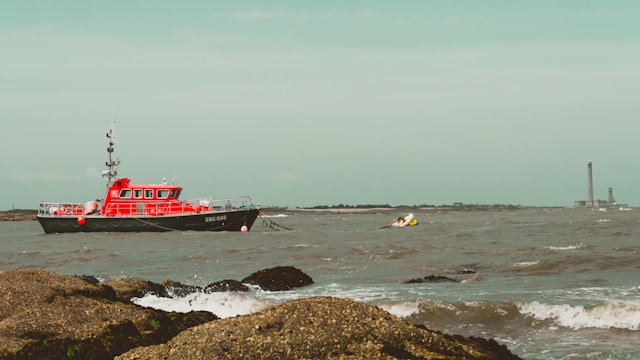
241, 225, 248, 232
77, 216, 86, 225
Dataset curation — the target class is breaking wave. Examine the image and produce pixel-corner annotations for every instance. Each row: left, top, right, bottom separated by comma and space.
132, 285, 640, 332
382, 298, 640, 332
517, 300, 640, 330
133, 291, 271, 319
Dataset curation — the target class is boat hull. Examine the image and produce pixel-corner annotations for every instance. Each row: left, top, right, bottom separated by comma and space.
37, 208, 260, 233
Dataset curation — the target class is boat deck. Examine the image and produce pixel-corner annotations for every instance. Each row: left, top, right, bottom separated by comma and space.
38, 196, 256, 218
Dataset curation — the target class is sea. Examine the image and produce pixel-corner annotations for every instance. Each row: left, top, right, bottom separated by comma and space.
2, 207, 639, 360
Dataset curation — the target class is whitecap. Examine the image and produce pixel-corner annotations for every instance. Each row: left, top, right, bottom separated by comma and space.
518, 300, 640, 330
512, 260, 540, 267
545, 243, 585, 251
380, 301, 421, 318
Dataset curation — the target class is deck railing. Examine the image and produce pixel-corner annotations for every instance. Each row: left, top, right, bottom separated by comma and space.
38, 196, 256, 217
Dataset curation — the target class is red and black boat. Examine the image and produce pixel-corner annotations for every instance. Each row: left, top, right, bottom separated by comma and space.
37, 122, 260, 233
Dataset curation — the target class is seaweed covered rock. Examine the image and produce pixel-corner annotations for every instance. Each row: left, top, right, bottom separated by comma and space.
0, 269, 216, 360
241, 265, 314, 291
116, 296, 521, 360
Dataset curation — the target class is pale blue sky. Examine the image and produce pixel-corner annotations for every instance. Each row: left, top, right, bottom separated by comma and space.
1, 1, 639, 209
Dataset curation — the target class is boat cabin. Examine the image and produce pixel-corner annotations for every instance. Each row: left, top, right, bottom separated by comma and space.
101, 177, 205, 216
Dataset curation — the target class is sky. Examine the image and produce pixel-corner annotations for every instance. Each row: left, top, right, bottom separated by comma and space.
1, 1, 639, 209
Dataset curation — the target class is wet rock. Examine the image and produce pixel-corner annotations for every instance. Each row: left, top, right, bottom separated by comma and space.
204, 279, 249, 293
104, 277, 170, 302
241, 265, 314, 291
162, 280, 202, 297
116, 296, 522, 360
73, 274, 100, 285
405, 275, 459, 283
0, 268, 216, 360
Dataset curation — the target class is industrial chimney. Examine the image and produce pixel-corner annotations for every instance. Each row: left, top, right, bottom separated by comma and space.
587, 160, 594, 207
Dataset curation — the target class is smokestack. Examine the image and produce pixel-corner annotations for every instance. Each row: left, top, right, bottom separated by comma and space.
587, 160, 594, 206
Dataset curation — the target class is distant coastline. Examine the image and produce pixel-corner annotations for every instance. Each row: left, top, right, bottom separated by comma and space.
261, 203, 532, 215
0, 209, 37, 221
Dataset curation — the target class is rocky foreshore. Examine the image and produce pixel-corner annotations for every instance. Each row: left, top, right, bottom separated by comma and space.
0, 267, 522, 360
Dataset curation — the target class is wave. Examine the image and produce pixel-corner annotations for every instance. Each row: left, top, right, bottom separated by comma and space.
517, 300, 640, 330
385, 298, 640, 332
132, 286, 640, 332
511, 260, 540, 268
544, 243, 586, 251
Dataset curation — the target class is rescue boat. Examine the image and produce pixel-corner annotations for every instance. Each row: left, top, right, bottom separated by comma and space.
37, 122, 260, 233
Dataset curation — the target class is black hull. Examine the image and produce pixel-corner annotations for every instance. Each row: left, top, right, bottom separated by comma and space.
37, 209, 260, 234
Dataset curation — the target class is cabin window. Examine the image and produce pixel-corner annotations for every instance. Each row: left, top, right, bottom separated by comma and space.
157, 189, 169, 199
119, 189, 132, 198
134, 189, 143, 199
144, 189, 154, 199
169, 189, 177, 198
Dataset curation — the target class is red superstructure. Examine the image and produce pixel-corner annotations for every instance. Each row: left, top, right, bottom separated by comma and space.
99, 177, 211, 216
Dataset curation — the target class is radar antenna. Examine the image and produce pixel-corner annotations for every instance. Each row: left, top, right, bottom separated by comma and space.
101, 120, 120, 187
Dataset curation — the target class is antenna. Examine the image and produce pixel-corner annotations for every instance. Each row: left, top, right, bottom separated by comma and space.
102, 119, 120, 186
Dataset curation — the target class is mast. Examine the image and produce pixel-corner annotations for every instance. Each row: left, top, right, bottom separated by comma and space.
102, 120, 120, 187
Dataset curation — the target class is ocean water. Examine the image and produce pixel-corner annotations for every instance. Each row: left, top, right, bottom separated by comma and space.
2, 207, 639, 359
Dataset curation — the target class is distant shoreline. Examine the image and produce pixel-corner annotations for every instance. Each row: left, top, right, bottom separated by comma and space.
260, 204, 545, 215
0, 209, 37, 221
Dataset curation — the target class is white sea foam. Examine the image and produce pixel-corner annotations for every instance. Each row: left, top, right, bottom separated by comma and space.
132, 292, 270, 319
512, 260, 540, 267
132, 283, 402, 319
380, 301, 421, 318
545, 243, 585, 251
518, 300, 640, 330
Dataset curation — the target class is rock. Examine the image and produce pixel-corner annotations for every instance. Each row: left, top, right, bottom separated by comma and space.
116, 296, 522, 360
203, 279, 249, 293
161, 280, 202, 297
0, 269, 216, 359
241, 265, 314, 291
104, 277, 170, 302
73, 274, 100, 285
0, 268, 523, 359
405, 275, 459, 283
